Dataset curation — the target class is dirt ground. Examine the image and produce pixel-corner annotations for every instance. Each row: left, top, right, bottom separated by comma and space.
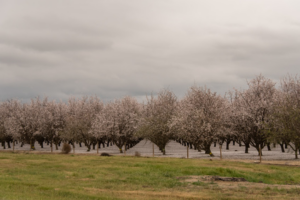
2, 140, 300, 163
178, 175, 300, 190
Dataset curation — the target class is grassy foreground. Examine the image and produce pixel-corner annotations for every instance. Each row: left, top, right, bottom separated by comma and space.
0, 152, 300, 200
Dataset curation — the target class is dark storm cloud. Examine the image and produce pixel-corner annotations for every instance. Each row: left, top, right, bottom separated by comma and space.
1, 0, 300, 102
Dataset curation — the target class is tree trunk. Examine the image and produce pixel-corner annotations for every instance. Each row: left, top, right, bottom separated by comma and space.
280, 144, 285, 152
13, 140, 15, 152
267, 143, 271, 151
124, 142, 126, 156
72, 143, 75, 154
97, 141, 99, 154
220, 144, 222, 160
295, 148, 298, 159
31, 139, 35, 150
51, 139, 53, 153
2, 141, 6, 149
187, 145, 189, 159
245, 143, 249, 153
152, 143, 154, 157
259, 145, 262, 163
205, 149, 210, 154
30, 139, 32, 151
204, 144, 211, 154
285, 143, 288, 149
233, 141, 235, 146
256, 145, 263, 156
55, 143, 58, 150
226, 141, 230, 150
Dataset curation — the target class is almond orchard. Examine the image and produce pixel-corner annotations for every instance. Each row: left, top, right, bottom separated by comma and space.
1, 75, 300, 159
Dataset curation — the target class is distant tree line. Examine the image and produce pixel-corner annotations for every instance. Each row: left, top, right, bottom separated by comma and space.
1, 74, 300, 159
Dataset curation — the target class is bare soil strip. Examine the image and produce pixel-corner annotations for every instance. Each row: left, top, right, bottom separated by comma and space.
178, 175, 300, 189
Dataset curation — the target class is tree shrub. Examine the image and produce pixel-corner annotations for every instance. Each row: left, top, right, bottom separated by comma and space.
135, 151, 141, 157
100, 152, 111, 156
61, 143, 71, 154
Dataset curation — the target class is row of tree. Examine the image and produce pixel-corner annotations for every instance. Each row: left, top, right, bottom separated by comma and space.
0, 74, 299, 158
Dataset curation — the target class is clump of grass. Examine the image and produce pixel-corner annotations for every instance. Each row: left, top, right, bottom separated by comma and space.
163, 172, 173, 178
72, 172, 79, 177
100, 152, 111, 156
61, 143, 71, 154
86, 174, 95, 179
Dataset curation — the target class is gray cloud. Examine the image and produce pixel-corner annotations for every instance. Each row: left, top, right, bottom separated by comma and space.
1, 0, 300, 102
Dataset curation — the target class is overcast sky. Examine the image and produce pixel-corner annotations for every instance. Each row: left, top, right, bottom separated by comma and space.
1, 0, 300, 102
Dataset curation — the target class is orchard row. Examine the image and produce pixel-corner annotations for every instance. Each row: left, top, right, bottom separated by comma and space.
1, 74, 299, 158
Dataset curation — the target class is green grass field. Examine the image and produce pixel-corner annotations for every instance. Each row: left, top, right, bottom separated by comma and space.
1, 151, 300, 200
